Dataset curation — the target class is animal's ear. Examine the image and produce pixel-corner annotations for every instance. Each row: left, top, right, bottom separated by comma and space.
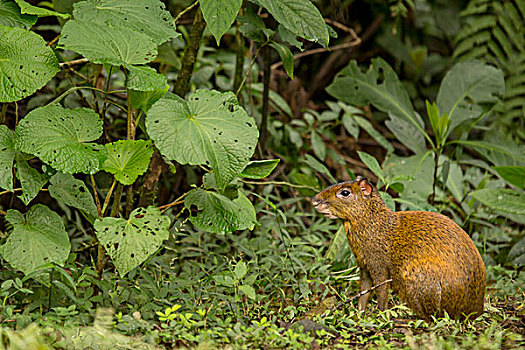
358, 178, 373, 197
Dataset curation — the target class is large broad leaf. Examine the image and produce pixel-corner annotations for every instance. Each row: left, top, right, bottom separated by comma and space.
385, 113, 426, 154
240, 159, 280, 179
494, 166, 525, 189
0, 1, 37, 29
257, 0, 329, 47
15, 153, 48, 205
0, 25, 60, 102
146, 90, 259, 189
102, 140, 153, 185
0, 204, 70, 275
470, 189, 525, 215
15, 105, 105, 174
200, 0, 242, 45
185, 188, 256, 234
327, 58, 425, 138
14, 0, 69, 18
58, 20, 157, 66
94, 206, 170, 276
125, 65, 167, 92
437, 60, 505, 134
49, 172, 99, 220
73, 0, 178, 44
383, 153, 434, 202
0, 125, 15, 191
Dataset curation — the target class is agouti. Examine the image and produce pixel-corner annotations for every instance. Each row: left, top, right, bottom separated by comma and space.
311, 177, 486, 320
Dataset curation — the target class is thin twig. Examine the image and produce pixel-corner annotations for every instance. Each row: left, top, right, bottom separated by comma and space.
101, 180, 117, 216
90, 174, 102, 217
158, 192, 190, 213
271, 40, 361, 71
173, 0, 199, 24
47, 34, 60, 47
0, 209, 7, 216
326, 279, 393, 315
235, 36, 274, 97
59, 58, 89, 68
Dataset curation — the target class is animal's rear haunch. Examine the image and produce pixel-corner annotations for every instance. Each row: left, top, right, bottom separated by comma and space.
312, 177, 486, 320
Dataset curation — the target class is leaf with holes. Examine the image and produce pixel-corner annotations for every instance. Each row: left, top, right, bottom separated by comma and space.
184, 188, 256, 234
240, 159, 280, 179
125, 65, 167, 91
49, 172, 99, 220
102, 140, 154, 185
437, 61, 505, 134
58, 20, 157, 66
200, 0, 242, 45
327, 58, 425, 138
0, 25, 59, 102
146, 90, 259, 189
15, 153, 48, 205
0, 1, 37, 28
15, 105, 105, 174
258, 0, 329, 47
0, 125, 15, 191
94, 206, 170, 276
0, 204, 70, 275
14, 0, 69, 18
73, 0, 178, 44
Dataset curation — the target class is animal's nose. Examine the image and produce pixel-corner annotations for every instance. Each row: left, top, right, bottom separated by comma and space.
311, 195, 321, 207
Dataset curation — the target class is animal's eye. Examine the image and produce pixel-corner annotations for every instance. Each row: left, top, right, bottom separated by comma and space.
340, 190, 351, 197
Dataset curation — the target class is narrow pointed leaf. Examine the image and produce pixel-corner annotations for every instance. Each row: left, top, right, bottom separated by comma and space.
14, 0, 69, 18
240, 159, 280, 179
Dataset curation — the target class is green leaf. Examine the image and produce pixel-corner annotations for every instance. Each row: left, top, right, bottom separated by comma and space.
94, 206, 170, 277
14, 0, 69, 18
1, 204, 70, 275
310, 131, 326, 160
102, 140, 154, 185
304, 154, 335, 183
234, 260, 247, 280
238, 7, 272, 42
445, 161, 464, 202
383, 153, 434, 202
125, 65, 167, 91
239, 284, 256, 300
380, 191, 395, 211
240, 159, 280, 179
0, 125, 15, 191
494, 166, 525, 189
269, 41, 294, 78
354, 115, 395, 154
48, 172, 99, 219
58, 20, 157, 66
326, 58, 425, 139
15, 153, 48, 205
342, 114, 359, 140
0, 1, 37, 28
385, 113, 426, 154
357, 151, 384, 182
15, 105, 105, 174
325, 225, 350, 263
258, 0, 329, 47
146, 90, 259, 189
200, 0, 242, 45
470, 189, 525, 215
437, 60, 505, 134
73, 0, 178, 45
129, 85, 169, 112
184, 188, 256, 234
0, 25, 59, 102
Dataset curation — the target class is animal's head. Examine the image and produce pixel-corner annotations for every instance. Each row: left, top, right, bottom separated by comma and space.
311, 176, 378, 221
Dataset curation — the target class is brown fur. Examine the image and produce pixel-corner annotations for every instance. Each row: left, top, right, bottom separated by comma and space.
311, 177, 486, 320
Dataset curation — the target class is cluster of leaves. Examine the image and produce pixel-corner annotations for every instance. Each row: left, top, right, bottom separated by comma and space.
0, 0, 524, 349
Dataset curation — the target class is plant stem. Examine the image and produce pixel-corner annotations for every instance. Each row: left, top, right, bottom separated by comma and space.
90, 174, 102, 217
235, 36, 273, 97
101, 180, 117, 216
173, 6, 206, 97
158, 191, 190, 213
259, 45, 271, 156
429, 150, 440, 205
233, 26, 244, 94
110, 183, 124, 217
100, 65, 114, 118
173, 0, 199, 24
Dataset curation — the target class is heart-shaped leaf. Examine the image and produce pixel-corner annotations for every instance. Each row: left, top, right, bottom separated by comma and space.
146, 90, 259, 189
200, 0, 242, 44
15, 105, 105, 174
1, 204, 70, 275
94, 206, 170, 276
0, 25, 59, 102
102, 140, 153, 185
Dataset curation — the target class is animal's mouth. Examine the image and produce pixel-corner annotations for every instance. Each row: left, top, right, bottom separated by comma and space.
313, 203, 339, 219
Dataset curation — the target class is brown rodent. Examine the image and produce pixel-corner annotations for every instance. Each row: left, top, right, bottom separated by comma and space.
311, 176, 486, 320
